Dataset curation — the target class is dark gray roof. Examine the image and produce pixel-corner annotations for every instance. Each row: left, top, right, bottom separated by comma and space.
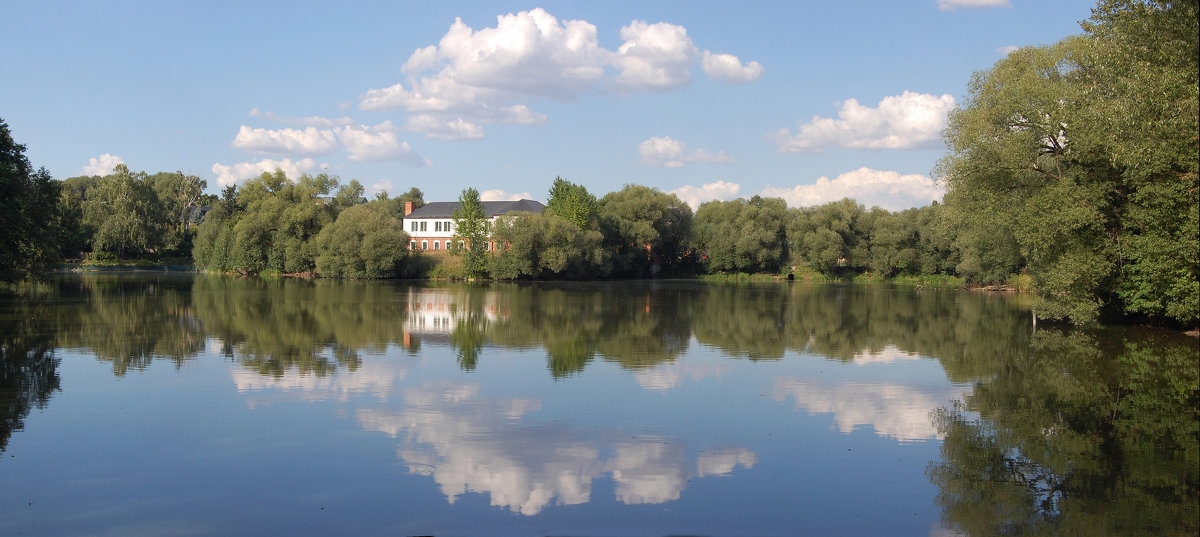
406, 199, 545, 219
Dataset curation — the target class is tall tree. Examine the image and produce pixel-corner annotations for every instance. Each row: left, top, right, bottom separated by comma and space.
938, 0, 1198, 324
84, 164, 167, 258
545, 176, 598, 229
0, 118, 59, 282
598, 184, 695, 276
452, 187, 490, 278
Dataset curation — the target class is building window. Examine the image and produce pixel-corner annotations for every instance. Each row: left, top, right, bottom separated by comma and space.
421, 241, 428, 250
434, 221, 441, 232
410, 221, 417, 232
410, 240, 416, 250
420, 221, 427, 232
445, 221, 452, 232
433, 241, 440, 250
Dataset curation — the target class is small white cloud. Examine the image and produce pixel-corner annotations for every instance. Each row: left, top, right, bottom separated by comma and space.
996, 45, 1019, 56
248, 108, 355, 127
772, 91, 955, 152
231, 125, 340, 156
480, 189, 534, 201
82, 153, 125, 176
701, 51, 764, 83
639, 136, 733, 168
211, 157, 320, 188
406, 115, 486, 140
337, 124, 430, 165
761, 167, 943, 211
369, 180, 394, 196
937, 0, 1011, 10
670, 181, 741, 211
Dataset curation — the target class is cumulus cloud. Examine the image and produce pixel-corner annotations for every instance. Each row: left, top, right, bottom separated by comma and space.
701, 51, 764, 83
639, 136, 733, 168
248, 108, 355, 127
669, 181, 741, 211
772, 91, 955, 152
480, 189, 534, 201
228, 122, 429, 166
360, 8, 760, 139
231, 125, 340, 156
937, 0, 1011, 10
996, 45, 1020, 56
81, 153, 125, 176
761, 167, 943, 211
210, 157, 319, 188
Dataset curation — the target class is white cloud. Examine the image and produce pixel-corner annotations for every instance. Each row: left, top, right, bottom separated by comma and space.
996, 45, 1019, 56
231, 125, 340, 156
337, 124, 430, 165
772, 91, 955, 152
639, 136, 733, 168
248, 108, 355, 127
937, 0, 1011, 10
82, 153, 125, 176
210, 157, 319, 188
701, 51, 764, 83
480, 189, 534, 201
613, 20, 698, 92
670, 181, 741, 211
369, 180, 394, 196
761, 167, 944, 211
360, 8, 759, 140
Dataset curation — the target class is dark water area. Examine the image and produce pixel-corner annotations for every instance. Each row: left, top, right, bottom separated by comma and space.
1, 274, 1195, 536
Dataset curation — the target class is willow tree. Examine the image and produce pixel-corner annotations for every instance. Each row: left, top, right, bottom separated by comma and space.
938, 0, 1198, 325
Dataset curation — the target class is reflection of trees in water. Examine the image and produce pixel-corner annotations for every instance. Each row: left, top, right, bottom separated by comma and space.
0, 302, 61, 451
928, 328, 1199, 536
486, 283, 696, 377
192, 277, 414, 377
54, 274, 202, 376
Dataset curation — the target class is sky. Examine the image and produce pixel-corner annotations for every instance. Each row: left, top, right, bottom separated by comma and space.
2, 0, 1099, 212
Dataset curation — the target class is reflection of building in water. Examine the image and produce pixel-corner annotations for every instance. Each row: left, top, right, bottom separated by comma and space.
402, 288, 506, 345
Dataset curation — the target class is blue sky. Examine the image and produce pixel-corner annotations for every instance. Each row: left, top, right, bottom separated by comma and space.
3, 0, 1097, 211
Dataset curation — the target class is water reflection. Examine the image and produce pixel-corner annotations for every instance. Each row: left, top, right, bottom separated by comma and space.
773, 378, 970, 442
929, 328, 1199, 536
357, 381, 756, 515
0, 294, 61, 451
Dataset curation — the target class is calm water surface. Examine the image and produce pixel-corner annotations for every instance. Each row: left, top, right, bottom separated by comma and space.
1, 274, 1195, 536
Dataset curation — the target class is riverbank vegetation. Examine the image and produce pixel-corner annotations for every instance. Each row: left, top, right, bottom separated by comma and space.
0, 1, 1194, 327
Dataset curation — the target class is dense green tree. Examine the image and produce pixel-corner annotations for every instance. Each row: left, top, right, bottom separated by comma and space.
451, 187, 490, 278
598, 184, 695, 276
148, 171, 205, 254
313, 200, 413, 278
545, 176, 598, 229
83, 164, 167, 258
938, 0, 1198, 324
0, 119, 60, 282
694, 196, 789, 273
489, 210, 608, 279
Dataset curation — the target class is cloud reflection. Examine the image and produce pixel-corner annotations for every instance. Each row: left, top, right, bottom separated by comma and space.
772, 378, 970, 442
633, 361, 731, 390
357, 382, 756, 514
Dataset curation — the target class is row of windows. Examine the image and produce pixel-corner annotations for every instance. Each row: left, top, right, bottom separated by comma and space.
409, 220, 454, 233
409, 240, 492, 251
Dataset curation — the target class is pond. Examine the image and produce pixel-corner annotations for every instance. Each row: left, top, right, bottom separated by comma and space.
1, 274, 1195, 536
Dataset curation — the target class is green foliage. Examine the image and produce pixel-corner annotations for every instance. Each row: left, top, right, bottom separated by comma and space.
193, 169, 343, 274
313, 201, 413, 278
545, 176, 598, 229
451, 187, 490, 279
0, 119, 60, 283
938, 0, 1199, 325
598, 184, 695, 277
489, 211, 609, 279
694, 196, 789, 273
